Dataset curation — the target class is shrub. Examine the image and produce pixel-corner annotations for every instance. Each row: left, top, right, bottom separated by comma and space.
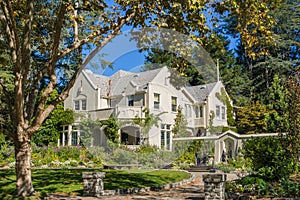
243, 136, 296, 181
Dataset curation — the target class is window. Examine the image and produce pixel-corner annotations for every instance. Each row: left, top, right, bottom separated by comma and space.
128, 95, 134, 106
199, 106, 203, 117
171, 96, 177, 112
154, 93, 160, 109
71, 132, 78, 146
195, 105, 203, 118
216, 105, 220, 119
74, 99, 87, 110
81, 99, 87, 110
74, 100, 80, 110
185, 104, 192, 117
161, 124, 171, 150
221, 106, 226, 120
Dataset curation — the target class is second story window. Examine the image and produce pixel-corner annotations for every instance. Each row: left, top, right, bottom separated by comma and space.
75, 100, 80, 110
128, 95, 134, 106
74, 99, 87, 111
221, 106, 226, 120
81, 99, 87, 110
195, 105, 203, 118
154, 93, 160, 109
216, 105, 220, 119
171, 96, 177, 112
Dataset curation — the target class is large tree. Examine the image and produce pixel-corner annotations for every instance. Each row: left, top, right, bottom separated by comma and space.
0, 0, 281, 197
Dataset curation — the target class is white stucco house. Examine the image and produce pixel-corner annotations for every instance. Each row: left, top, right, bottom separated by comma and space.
60, 66, 230, 150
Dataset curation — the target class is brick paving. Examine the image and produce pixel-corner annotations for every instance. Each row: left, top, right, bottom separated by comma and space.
47, 172, 239, 200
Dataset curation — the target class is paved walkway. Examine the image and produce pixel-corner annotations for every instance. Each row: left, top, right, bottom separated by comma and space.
47, 172, 239, 200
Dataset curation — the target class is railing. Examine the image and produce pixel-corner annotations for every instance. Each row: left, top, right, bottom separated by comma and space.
88, 106, 144, 121
194, 117, 205, 127
116, 106, 144, 119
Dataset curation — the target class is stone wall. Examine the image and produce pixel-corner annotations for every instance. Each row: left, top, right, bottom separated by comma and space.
203, 174, 226, 200
82, 172, 106, 197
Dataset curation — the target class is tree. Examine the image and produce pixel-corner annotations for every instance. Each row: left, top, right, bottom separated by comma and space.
236, 101, 268, 134
32, 89, 74, 146
286, 71, 300, 168
265, 75, 289, 133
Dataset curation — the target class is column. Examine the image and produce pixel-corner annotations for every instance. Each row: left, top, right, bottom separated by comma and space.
82, 172, 106, 197
203, 174, 226, 200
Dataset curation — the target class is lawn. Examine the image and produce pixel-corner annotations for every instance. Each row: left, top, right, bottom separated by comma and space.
0, 168, 191, 199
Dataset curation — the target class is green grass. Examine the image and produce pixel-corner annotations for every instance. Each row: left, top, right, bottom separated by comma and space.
0, 168, 190, 199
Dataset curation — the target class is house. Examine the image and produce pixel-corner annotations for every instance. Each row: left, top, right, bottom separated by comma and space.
60, 66, 230, 150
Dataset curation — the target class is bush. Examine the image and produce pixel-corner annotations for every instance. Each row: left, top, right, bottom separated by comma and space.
243, 136, 296, 181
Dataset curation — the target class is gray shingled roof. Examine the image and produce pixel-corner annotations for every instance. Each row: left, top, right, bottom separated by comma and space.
83, 69, 109, 96
185, 82, 217, 102
84, 68, 164, 97
110, 68, 162, 96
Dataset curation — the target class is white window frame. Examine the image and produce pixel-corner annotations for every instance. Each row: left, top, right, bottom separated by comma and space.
171, 96, 177, 112
154, 93, 160, 109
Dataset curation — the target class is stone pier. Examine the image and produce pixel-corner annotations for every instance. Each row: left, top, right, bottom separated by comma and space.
82, 172, 106, 197
203, 174, 226, 200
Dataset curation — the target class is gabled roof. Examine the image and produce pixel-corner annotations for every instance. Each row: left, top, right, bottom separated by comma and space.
84, 67, 165, 97
185, 82, 217, 102
110, 67, 163, 96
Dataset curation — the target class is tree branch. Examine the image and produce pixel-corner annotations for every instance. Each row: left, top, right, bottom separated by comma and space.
28, 7, 138, 135
33, 2, 68, 127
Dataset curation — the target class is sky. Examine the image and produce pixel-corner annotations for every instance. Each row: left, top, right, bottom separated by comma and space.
86, 29, 147, 76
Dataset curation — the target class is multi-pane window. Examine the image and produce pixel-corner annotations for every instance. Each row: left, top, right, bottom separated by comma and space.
216, 105, 221, 119
161, 124, 171, 150
195, 105, 203, 118
74, 100, 80, 110
128, 95, 134, 106
171, 96, 177, 112
185, 104, 192, 117
154, 93, 160, 109
71, 132, 78, 146
221, 106, 226, 120
71, 126, 80, 146
74, 99, 87, 110
81, 99, 87, 110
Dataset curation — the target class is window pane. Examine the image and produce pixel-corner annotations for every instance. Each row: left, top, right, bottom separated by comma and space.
74, 100, 80, 110
216, 105, 220, 119
128, 95, 134, 106
171, 96, 177, 112
200, 106, 203, 117
71, 132, 78, 146
154, 93, 160, 109
222, 106, 226, 119
161, 131, 165, 148
195, 106, 199, 118
81, 99, 87, 110
166, 131, 170, 150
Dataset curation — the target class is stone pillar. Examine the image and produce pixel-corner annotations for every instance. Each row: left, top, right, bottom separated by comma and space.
82, 172, 106, 197
203, 174, 226, 200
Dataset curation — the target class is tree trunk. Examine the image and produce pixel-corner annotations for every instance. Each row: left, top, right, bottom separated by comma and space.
14, 131, 34, 197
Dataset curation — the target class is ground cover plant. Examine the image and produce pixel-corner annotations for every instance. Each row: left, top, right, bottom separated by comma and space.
0, 169, 191, 199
